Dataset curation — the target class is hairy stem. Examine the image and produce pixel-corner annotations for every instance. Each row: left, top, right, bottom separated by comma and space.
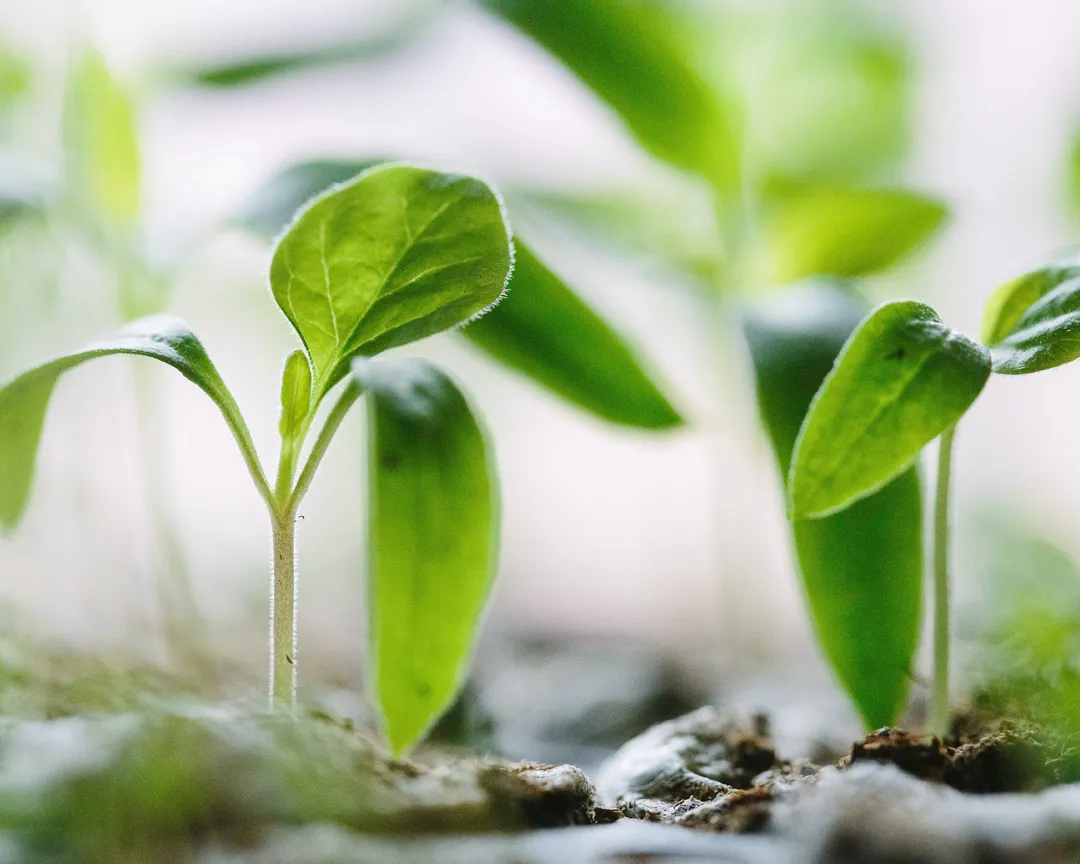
930, 424, 956, 739
270, 511, 298, 707
289, 382, 362, 511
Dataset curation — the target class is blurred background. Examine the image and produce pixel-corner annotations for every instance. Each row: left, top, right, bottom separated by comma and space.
2, 0, 1080, 761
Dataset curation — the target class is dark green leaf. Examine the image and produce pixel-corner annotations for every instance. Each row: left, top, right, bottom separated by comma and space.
354, 357, 496, 755
982, 249, 1080, 374
761, 189, 947, 282
278, 349, 312, 441
269, 164, 513, 398
0, 315, 266, 530
481, 0, 738, 191
463, 243, 683, 429
790, 300, 989, 519
236, 159, 386, 239
63, 49, 140, 227
744, 281, 922, 729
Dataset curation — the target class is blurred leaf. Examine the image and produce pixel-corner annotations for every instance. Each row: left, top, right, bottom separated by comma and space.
354, 357, 496, 756
982, 248, 1080, 375
761, 188, 947, 282
756, 36, 908, 184
236, 158, 386, 238
463, 243, 683, 429
0, 49, 29, 104
0, 315, 263, 531
269, 164, 512, 399
790, 301, 989, 519
63, 49, 140, 227
182, 6, 437, 87
1070, 133, 1080, 221
509, 187, 723, 284
744, 281, 922, 728
481, 0, 739, 192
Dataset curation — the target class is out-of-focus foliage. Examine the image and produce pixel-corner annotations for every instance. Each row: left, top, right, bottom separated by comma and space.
790, 301, 990, 519
63, 50, 140, 230
744, 282, 922, 728
465, 244, 683, 429
480, 0, 740, 195
241, 158, 685, 429
982, 248, 1080, 374
179, 3, 441, 87
758, 189, 947, 283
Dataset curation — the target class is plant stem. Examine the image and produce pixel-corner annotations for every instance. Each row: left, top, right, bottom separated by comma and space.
289, 382, 361, 511
269, 510, 298, 707
930, 424, 956, 739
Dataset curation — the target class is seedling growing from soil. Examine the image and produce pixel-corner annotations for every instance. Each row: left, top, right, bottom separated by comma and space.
788, 249, 1080, 736
0, 164, 514, 755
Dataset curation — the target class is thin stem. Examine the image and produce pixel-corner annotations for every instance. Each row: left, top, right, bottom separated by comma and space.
930, 424, 956, 739
289, 381, 362, 512
269, 512, 298, 707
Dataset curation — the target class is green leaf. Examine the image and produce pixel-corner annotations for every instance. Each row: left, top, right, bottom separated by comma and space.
269, 164, 513, 398
480, 0, 738, 191
744, 281, 922, 729
236, 158, 386, 239
63, 49, 140, 227
790, 300, 990, 519
278, 349, 312, 441
354, 357, 496, 755
0, 315, 267, 530
762, 189, 947, 282
462, 243, 683, 429
982, 249, 1080, 374
1070, 134, 1080, 222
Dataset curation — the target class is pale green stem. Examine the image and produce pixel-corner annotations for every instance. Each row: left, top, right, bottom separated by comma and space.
930, 424, 956, 739
269, 511, 297, 707
267, 380, 362, 707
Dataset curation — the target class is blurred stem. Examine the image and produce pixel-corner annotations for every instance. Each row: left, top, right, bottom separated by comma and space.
269, 510, 297, 707
931, 424, 956, 739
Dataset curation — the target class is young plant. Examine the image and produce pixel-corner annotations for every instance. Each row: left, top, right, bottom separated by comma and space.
787, 249, 1080, 736
0, 163, 514, 755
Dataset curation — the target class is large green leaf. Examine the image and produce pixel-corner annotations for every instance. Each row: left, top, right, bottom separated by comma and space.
269, 164, 513, 398
761, 189, 947, 283
480, 0, 738, 191
982, 249, 1080, 374
0, 315, 267, 530
744, 281, 922, 729
463, 244, 683, 429
790, 300, 990, 519
354, 357, 497, 756
63, 49, 140, 228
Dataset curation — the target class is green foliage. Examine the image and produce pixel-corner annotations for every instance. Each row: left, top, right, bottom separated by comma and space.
481, 0, 738, 192
463, 243, 683, 429
745, 282, 921, 728
63, 49, 140, 228
269, 164, 512, 399
982, 249, 1080, 374
355, 358, 496, 755
242, 158, 684, 429
790, 301, 990, 519
0, 315, 264, 531
761, 189, 947, 282
0, 166, 517, 754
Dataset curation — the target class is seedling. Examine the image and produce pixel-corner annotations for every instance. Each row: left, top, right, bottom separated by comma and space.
788, 249, 1080, 736
0, 163, 514, 755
